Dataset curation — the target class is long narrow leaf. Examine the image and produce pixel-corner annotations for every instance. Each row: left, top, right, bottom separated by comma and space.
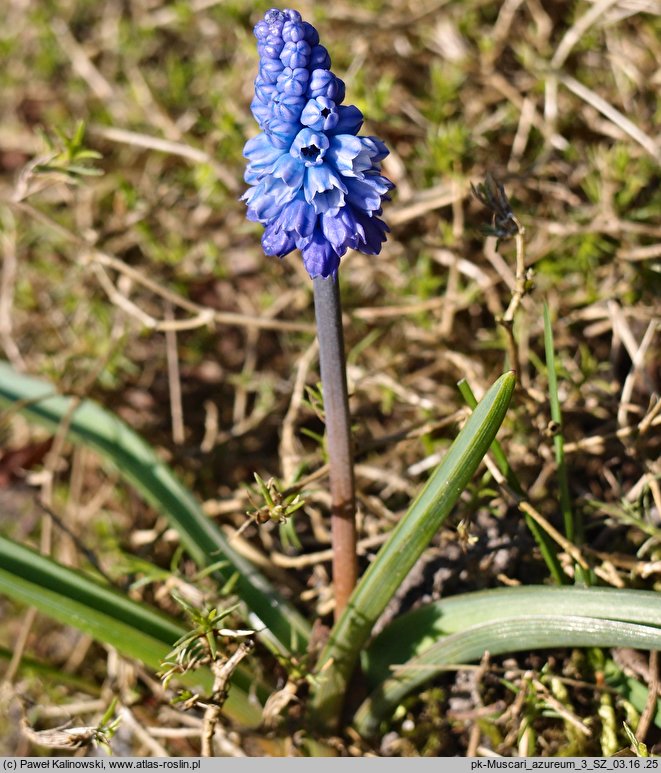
0, 536, 262, 726
543, 304, 576, 543
309, 371, 516, 728
355, 615, 661, 737
457, 378, 521, 495
363, 585, 661, 685
0, 361, 310, 655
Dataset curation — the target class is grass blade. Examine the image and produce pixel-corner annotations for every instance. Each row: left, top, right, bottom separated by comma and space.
309, 371, 516, 728
543, 304, 577, 543
0, 360, 310, 655
355, 614, 661, 737
0, 535, 262, 727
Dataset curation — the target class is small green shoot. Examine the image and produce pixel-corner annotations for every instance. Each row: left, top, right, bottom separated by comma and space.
543, 304, 582, 552
160, 593, 254, 689
303, 383, 325, 422
623, 723, 649, 757
248, 473, 306, 526
12, 120, 103, 202
34, 121, 103, 180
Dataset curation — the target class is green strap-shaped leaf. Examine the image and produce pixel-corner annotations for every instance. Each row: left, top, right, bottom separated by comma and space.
0, 536, 261, 727
363, 585, 661, 686
309, 371, 516, 728
0, 361, 310, 655
354, 614, 661, 737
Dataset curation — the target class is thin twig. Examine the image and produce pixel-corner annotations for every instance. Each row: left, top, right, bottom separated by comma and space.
2, 608, 37, 686
270, 533, 388, 569
90, 125, 237, 192
200, 640, 254, 757
388, 182, 462, 226
543, 0, 621, 147
118, 705, 170, 757
532, 678, 591, 736
638, 399, 661, 437
0, 210, 26, 369
636, 650, 659, 745
37, 500, 115, 586
280, 340, 319, 483
558, 73, 659, 161
617, 320, 658, 429
518, 501, 590, 571
50, 19, 117, 105
550, 0, 621, 69
502, 219, 527, 324
165, 303, 185, 445
562, 412, 661, 454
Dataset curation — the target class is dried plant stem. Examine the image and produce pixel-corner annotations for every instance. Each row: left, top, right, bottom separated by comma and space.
201, 640, 254, 757
502, 218, 526, 323
636, 650, 659, 745
519, 501, 588, 571
313, 275, 357, 620
164, 302, 185, 445
501, 217, 527, 375
0, 210, 25, 370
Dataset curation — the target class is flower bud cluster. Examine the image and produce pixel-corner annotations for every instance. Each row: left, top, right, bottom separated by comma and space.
243, 8, 393, 278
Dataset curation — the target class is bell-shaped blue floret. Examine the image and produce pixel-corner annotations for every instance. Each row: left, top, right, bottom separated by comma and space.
344, 173, 393, 214
276, 66, 309, 96
272, 92, 306, 124
266, 117, 300, 149
304, 164, 347, 214
327, 135, 378, 179
320, 207, 363, 255
353, 208, 390, 254
291, 128, 329, 166
274, 194, 317, 240
329, 105, 363, 135
300, 225, 341, 278
301, 97, 339, 132
306, 69, 345, 102
301, 21, 319, 46
262, 222, 297, 257
309, 45, 331, 70
271, 152, 306, 189
280, 40, 311, 69
282, 16, 306, 43
243, 132, 283, 184
259, 58, 285, 85
250, 97, 271, 132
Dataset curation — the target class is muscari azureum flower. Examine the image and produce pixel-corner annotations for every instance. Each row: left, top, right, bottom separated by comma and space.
242, 8, 393, 279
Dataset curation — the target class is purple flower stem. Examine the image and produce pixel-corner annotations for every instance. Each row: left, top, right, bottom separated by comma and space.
313, 274, 357, 619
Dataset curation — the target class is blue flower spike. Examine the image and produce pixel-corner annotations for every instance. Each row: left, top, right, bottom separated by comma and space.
243, 8, 394, 279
